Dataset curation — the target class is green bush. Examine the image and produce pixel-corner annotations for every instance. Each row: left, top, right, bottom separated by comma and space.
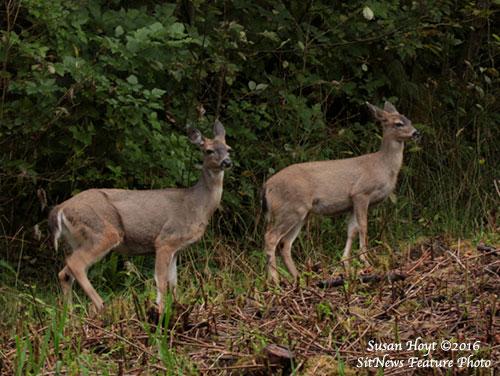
1, 0, 499, 277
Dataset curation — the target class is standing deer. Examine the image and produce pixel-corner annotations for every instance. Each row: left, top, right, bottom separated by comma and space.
262, 101, 420, 283
48, 120, 233, 314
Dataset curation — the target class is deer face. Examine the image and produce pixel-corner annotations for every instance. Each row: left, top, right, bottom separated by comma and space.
187, 120, 233, 171
384, 113, 420, 142
366, 101, 420, 142
202, 137, 233, 171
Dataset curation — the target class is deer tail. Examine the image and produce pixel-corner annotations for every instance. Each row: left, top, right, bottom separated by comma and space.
48, 208, 62, 251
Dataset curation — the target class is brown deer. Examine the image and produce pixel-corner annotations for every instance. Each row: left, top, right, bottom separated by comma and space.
262, 101, 420, 283
48, 120, 233, 314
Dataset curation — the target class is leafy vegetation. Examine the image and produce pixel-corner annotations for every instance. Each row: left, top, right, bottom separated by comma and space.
1, 0, 499, 374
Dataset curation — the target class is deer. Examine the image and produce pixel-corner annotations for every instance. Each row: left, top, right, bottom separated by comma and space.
262, 101, 420, 283
48, 120, 233, 314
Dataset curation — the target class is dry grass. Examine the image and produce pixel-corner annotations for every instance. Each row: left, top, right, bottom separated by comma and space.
1, 237, 499, 375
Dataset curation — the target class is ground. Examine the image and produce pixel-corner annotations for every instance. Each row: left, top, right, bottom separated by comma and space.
1, 236, 499, 375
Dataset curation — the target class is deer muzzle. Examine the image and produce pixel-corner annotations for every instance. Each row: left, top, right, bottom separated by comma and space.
220, 158, 233, 170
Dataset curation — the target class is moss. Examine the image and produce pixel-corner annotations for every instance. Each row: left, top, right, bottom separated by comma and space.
303, 355, 357, 376
398, 299, 420, 314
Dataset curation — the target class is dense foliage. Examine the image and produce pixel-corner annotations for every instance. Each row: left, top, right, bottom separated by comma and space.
1, 0, 499, 276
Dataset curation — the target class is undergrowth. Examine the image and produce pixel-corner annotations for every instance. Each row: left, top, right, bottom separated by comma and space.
1, 233, 499, 375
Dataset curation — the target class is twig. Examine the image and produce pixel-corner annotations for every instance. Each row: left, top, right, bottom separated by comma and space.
317, 273, 407, 288
195, 363, 281, 372
477, 244, 498, 253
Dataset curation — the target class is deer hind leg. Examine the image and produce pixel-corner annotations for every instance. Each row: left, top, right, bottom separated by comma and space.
278, 220, 305, 281
264, 230, 280, 284
65, 224, 121, 312
265, 210, 308, 283
58, 265, 75, 306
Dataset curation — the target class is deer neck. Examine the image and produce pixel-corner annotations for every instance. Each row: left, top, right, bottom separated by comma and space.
378, 136, 404, 175
192, 165, 224, 217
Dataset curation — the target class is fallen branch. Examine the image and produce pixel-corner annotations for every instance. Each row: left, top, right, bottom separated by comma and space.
477, 245, 498, 253
317, 273, 407, 288
266, 344, 294, 371
195, 363, 281, 372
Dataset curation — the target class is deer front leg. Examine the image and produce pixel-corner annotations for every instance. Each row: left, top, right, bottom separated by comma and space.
154, 245, 178, 316
353, 195, 371, 267
168, 251, 179, 287
342, 213, 360, 270
342, 211, 359, 263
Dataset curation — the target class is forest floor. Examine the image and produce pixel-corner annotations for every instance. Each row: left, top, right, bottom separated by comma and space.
1, 236, 499, 375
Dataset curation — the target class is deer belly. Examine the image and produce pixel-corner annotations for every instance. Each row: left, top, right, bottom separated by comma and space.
113, 226, 161, 255
311, 197, 352, 216
368, 185, 393, 207
114, 241, 155, 256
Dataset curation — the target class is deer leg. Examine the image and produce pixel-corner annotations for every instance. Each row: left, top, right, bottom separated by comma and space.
168, 251, 179, 288
265, 210, 308, 283
278, 220, 305, 281
65, 226, 121, 312
154, 245, 177, 316
353, 196, 371, 266
264, 230, 281, 284
58, 265, 75, 306
342, 212, 359, 262
66, 255, 104, 311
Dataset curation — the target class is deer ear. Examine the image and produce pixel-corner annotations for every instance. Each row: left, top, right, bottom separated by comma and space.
366, 101, 386, 121
213, 119, 226, 139
383, 101, 399, 114
186, 125, 204, 146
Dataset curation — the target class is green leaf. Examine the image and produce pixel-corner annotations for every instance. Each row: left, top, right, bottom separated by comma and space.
151, 88, 166, 97
0, 260, 16, 275
389, 192, 397, 204
340, 81, 356, 95
259, 30, 280, 42
115, 26, 124, 37
125, 37, 140, 52
127, 75, 138, 85
150, 22, 164, 34
229, 22, 244, 34
169, 23, 185, 37
362, 6, 374, 20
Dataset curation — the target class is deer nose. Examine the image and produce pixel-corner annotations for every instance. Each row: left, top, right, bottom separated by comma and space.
411, 130, 421, 139
221, 158, 233, 169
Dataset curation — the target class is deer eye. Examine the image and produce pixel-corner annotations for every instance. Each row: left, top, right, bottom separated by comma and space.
206, 149, 215, 155
227, 148, 234, 154
395, 122, 404, 128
